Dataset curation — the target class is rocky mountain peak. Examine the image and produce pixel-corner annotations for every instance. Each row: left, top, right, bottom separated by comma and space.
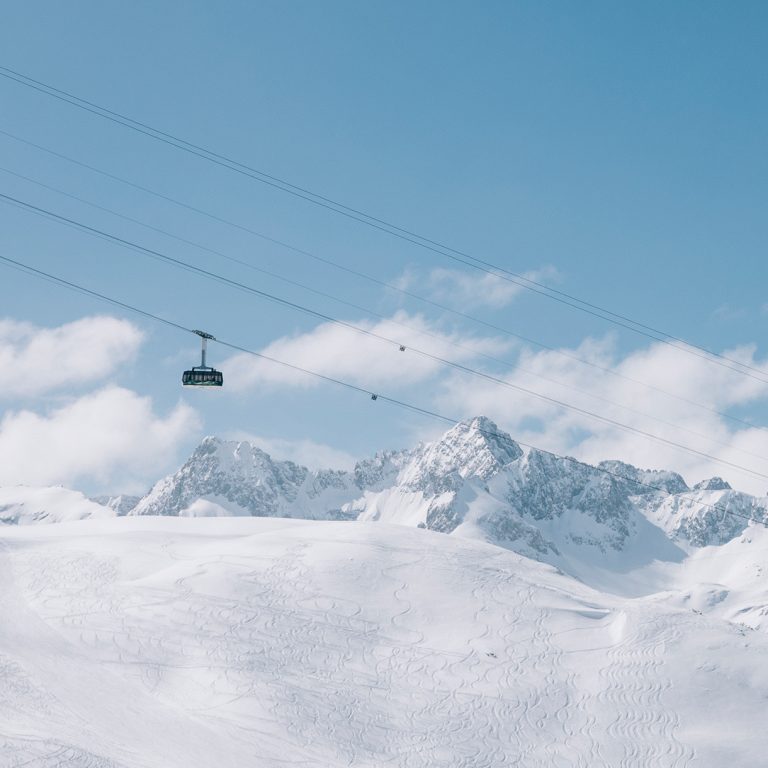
598, 460, 689, 495
692, 477, 732, 492
193, 436, 279, 472
131, 435, 310, 518
397, 417, 523, 493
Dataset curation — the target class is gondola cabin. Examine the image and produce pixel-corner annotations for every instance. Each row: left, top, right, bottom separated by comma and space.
183, 330, 223, 387
182, 368, 223, 386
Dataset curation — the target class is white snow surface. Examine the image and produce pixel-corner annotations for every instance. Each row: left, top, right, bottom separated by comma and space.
2, 417, 768, 763
1, 516, 767, 766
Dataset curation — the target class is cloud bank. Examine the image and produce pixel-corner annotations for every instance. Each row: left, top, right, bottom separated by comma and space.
0, 316, 143, 399
0, 386, 200, 493
223, 310, 511, 391
0, 315, 201, 494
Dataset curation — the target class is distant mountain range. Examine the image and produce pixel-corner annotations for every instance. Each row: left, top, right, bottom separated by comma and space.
3, 416, 766, 581
123, 416, 766, 555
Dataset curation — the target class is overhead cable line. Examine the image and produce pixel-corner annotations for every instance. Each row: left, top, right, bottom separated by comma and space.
0, 251, 765, 532
0, 128, 763, 435
4, 162, 767, 466
1, 64, 766, 383
3, 191, 768, 484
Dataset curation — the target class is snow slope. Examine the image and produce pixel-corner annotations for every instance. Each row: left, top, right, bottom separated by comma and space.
1, 517, 767, 767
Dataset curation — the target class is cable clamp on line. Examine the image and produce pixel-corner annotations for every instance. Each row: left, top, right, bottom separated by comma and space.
371, 394, 378, 401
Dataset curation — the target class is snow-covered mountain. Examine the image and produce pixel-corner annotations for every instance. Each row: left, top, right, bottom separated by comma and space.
131, 436, 357, 519
3, 415, 767, 616
0, 485, 114, 525
90, 493, 141, 516
124, 416, 767, 561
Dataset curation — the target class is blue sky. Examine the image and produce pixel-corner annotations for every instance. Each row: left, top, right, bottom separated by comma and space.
1, 1, 768, 495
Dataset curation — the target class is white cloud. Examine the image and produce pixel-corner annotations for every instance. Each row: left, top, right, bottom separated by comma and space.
426, 265, 559, 309
434, 336, 768, 495
0, 386, 200, 493
224, 432, 357, 471
223, 310, 511, 392
0, 316, 143, 399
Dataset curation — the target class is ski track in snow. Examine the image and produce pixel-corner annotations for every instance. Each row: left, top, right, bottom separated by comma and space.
596, 612, 693, 768
0, 518, 766, 766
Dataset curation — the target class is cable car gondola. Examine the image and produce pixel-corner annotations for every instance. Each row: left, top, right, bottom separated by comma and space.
182, 330, 223, 387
